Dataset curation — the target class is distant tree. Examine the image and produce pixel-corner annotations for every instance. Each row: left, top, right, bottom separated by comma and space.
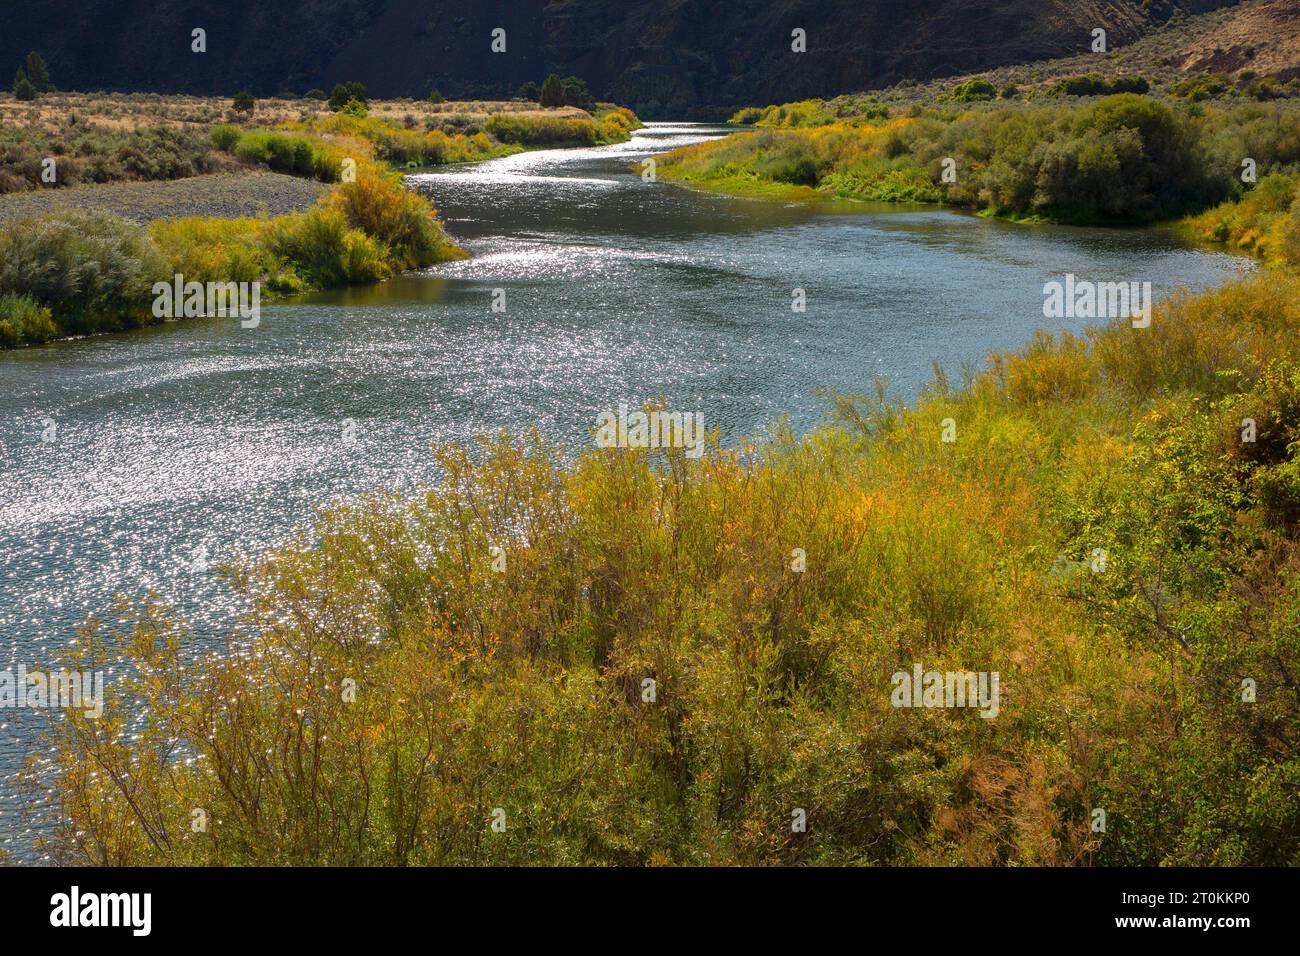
539, 73, 564, 108
232, 90, 256, 113
560, 75, 594, 109
1109, 75, 1151, 95
428, 88, 445, 104
517, 80, 539, 101
1245, 77, 1285, 101
951, 78, 996, 102
12, 67, 36, 101
24, 51, 51, 93
1053, 74, 1109, 97
303, 88, 327, 100
340, 98, 368, 117
329, 81, 367, 111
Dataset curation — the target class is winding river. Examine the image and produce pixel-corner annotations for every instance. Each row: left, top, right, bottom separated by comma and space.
0, 122, 1254, 856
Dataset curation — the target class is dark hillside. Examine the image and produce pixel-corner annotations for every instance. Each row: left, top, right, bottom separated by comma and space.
0, 0, 1241, 114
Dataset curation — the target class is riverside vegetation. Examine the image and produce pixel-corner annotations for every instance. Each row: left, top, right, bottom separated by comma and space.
34, 254, 1300, 864
0, 93, 640, 347
659, 92, 1300, 227
13, 78, 1300, 863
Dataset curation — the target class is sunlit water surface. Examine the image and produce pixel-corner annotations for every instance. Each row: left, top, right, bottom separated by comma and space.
0, 122, 1254, 856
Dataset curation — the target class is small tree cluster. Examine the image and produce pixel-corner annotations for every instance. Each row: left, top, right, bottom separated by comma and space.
12, 51, 51, 101
328, 81, 368, 112
535, 74, 594, 109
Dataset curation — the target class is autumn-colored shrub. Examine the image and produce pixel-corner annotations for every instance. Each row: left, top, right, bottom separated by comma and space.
37, 271, 1300, 865
325, 169, 467, 269
1188, 171, 1300, 266
0, 291, 58, 346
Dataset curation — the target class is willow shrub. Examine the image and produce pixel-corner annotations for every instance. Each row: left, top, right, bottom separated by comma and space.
36, 270, 1300, 865
306, 113, 505, 167
0, 210, 168, 336
0, 292, 58, 346
1188, 171, 1300, 266
485, 113, 599, 146
148, 216, 279, 286
324, 168, 468, 270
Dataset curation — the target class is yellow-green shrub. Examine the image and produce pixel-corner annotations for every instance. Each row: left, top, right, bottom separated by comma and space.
1188, 171, 1300, 265
148, 216, 276, 284
486, 113, 598, 146
266, 206, 392, 286
0, 291, 58, 346
38, 271, 1300, 865
325, 169, 466, 269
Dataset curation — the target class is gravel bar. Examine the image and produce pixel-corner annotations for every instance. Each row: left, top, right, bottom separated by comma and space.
0, 171, 329, 228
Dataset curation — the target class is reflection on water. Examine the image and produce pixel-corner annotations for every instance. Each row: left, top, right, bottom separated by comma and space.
0, 122, 1255, 856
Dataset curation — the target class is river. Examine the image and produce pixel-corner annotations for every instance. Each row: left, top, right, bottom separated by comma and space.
0, 121, 1254, 856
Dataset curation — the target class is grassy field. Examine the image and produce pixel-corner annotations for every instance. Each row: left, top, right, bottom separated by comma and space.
0, 91, 638, 193
0, 90, 593, 134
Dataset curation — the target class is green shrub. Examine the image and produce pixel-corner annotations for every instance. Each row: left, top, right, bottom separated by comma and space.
13, 67, 36, 101
267, 207, 391, 286
329, 81, 367, 111
539, 74, 564, 108
24, 51, 51, 93
232, 130, 326, 178
0, 292, 58, 346
1110, 75, 1151, 95
210, 124, 242, 151
485, 113, 597, 145
0, 210, 166, 335
951, 78, 997, 102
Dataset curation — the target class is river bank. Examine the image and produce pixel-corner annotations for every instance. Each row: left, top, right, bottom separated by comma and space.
655, 93, 1300, 240
0, 122, 1267, 860
0, 170, 327, 226
0, 97, 643, 348
37, 260, 1300, 864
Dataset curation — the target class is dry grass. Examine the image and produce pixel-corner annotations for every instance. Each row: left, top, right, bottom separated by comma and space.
0, 90, 589, 136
